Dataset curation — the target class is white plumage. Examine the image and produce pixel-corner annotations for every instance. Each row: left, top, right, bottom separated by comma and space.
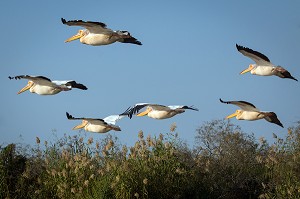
66, 107, 131, 133
61, 18, 142, 46
127, 103, 198, 120
236, 44, 297, 81
9, 75, 87, 95
220, 98, 283, 128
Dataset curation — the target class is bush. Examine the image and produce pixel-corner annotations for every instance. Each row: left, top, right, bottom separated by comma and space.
194, 120, 266, 198
259, 122, 300, 198
1, 120, 300, 198
0, 143, 27, 199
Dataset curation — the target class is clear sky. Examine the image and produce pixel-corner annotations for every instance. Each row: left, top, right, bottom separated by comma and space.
1, 1, 299, 148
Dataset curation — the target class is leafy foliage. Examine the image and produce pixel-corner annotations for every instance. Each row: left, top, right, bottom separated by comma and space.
1, 120, 300, 198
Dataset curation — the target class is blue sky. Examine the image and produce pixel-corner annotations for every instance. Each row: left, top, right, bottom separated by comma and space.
1, 1, 299, 148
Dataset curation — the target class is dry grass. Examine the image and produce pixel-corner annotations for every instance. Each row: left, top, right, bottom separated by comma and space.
1, 120, 300, 199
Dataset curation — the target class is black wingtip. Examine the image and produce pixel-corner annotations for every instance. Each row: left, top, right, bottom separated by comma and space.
219, 98, 233, 105
128, 109, 134, 119
8, 75, 24, 80
127, 39, 142, 45
277, 122, 284, 128
128, 107, 134, 119
277, 120, 284, 128
76, 83, 88, 90
292, 77, 298, 81
67, 81, 88, 90
119, 106, 132, 117
181, 105, 199, 111
135, 41, 142, 45
236, 44, 241, 50
190, 106, 199, 111
80, 85, 88, 90
193, 107, 199, 111
61, 18, 66, 24
235, 44, 246, 52
128, 110, 134, 119
66, 112, 72, 119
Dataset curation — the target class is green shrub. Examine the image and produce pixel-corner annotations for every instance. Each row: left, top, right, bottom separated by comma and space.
1, 120, 300, 198
194, 120, 266, 199
259, 122, 300, 199
0, 143, 27, 199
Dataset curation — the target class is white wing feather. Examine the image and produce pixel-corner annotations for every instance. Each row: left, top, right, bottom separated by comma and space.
103, 115, 125, 125
167, 105, 184, 110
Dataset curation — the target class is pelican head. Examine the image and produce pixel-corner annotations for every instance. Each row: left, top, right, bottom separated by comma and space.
18, 81, 34, 94
136, 107, 152, 117
226, 110, 242, 120
240, 64, 255, 74
65, 30, 85, 43
73, 120, 88, 130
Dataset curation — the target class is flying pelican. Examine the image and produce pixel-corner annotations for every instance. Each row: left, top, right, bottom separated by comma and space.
127, 103, 198, 119
220, 98, 283, 128
61, 18, 142, 46
236, 44, 297, 81
66, 107, 131, 133
9, 75, 87, 95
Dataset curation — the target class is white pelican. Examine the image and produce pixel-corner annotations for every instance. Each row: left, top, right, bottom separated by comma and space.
9, 75, 87, 95
236, 44, 297, 81
127, 103, 199, 119
61, 18, 142, 46
220, 98, 283, 128
66, 107, 131, 133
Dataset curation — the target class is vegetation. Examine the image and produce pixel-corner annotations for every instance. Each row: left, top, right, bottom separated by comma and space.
1, 120, 300, 199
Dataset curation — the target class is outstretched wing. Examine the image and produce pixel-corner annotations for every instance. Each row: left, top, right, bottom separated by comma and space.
126, 103, 197, 119
61, 18, 112, 34
65, 81, 88, 90
66, 112, 104, 122
167, 105, 199, 111
126, 103, 150, 119
236, 44, 272, 66
9, 75, 55, 86
274, 67, 298, 81
219, 98, 259, 112
115, 31, 142, 45
126, 103, 168, 118
52, 80, 88, 90
103, 106, 132, 125
103, 115, 124, 125
263, 112, 284, 128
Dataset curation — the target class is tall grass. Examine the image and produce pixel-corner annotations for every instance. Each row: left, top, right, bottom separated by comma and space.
1, 120, 300, 198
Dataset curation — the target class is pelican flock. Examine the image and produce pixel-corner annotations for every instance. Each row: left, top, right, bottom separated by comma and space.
127, 103, 199, 119
9, 75, 87, 95
61, 18, 142, 46
220, 98, 283, 128
236, 44, 297, 81
10, 17, 296, 139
